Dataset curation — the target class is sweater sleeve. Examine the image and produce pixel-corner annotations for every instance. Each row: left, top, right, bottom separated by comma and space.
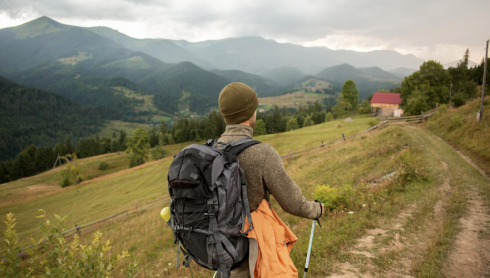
262, 145, 321, 219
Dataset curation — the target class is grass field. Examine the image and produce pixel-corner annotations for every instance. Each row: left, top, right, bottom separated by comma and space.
2, 114, 490, 277
259, 90, 333, 109
98, 120, 153, 138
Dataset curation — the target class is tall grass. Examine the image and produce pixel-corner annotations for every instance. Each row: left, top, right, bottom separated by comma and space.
426, 96, 490, 175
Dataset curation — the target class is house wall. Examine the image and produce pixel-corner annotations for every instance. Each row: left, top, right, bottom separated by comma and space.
371, 103, 403, 117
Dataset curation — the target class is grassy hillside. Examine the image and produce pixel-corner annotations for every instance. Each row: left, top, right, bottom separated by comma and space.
425, 96, 490, 174
0, 117, 372, 249
2, 116, 489, 277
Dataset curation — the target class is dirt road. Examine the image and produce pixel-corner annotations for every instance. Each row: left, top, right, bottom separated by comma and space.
326, 126, 490, 278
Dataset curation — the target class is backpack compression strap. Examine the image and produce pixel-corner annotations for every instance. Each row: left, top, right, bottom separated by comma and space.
227, 137, 261, 235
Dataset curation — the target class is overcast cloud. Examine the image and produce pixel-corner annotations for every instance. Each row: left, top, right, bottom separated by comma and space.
1, 0, 489, 64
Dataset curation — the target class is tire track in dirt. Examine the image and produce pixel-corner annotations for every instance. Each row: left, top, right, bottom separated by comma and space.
327, 129, 454, 278
435, 137, 490, 278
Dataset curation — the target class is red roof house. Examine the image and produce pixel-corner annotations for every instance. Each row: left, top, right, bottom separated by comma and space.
370, 92, 403, 117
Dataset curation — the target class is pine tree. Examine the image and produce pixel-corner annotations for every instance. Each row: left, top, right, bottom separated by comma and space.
65, 138, 74, 155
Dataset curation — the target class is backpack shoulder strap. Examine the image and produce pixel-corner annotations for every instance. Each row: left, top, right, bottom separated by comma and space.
227, 137, 261, 156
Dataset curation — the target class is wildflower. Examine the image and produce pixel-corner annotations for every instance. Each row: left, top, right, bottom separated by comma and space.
362, 204, 366, 207
348, 211, 354, 214
168, 262, 172, 266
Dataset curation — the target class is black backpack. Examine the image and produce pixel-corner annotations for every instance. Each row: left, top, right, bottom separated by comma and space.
167, 137, 261, 278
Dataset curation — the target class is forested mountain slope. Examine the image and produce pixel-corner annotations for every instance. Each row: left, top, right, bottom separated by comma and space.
0, 77, 119, 160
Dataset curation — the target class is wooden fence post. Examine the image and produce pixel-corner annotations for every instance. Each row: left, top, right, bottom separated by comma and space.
342, 133, 346, 141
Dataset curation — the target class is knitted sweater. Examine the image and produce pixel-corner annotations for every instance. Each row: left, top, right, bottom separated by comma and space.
218, 124, 321, 220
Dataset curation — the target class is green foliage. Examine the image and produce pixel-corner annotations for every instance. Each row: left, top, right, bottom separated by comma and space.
357, 99, 371, 114
286, 117, 299, 131
0, 211, 139, 277
452, 93, 466, 108
400, 60, 450, 109
404, 89, 429, 116
339, 79, 359, 110
126, 127, 150, 167
98, 161, 110, 170
332, 99, 353, 118
150, 147, 169, 160
368, 119, 380, 127
59, 154, 84, 187
254, 119, 267, 136
393, 149, 428, 192
450, 115, 464, 130
325, 112, 333, 122
314, 184, 355, 210
0, 77, 119, 161
302, 116, 315, 127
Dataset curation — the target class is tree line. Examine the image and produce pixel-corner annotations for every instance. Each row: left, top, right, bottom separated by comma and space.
399, 50, 487, 115
0, 100, 338, 184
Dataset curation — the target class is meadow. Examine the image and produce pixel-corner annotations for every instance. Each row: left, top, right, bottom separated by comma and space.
2, 111, 490, 277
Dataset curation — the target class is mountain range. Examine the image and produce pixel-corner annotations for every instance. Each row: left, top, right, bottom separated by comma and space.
0, 16, 419, 117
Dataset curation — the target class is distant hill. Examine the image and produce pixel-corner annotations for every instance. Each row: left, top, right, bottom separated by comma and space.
173, 37, 424, 74
358, 67, 401, 80
210, 69, 280, 96
0, 77, 118, 160
0, 16, 133, 74
0, 17, 233, 115
315, 64, 402, 99
87, 26, 214, 69
260, 66, 306, 86
389, 67, 418, 78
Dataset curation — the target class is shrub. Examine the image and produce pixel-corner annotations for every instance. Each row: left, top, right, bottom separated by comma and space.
393, 149, 428, 192
325, 112, 333, 122
450, 115, 464, 130
151, 147, 169, 160
0, 211, 139, 277
314, 184, 355, 210
452, 94, 466, 108
368, 119, 379, 127
98, 161, 109, 170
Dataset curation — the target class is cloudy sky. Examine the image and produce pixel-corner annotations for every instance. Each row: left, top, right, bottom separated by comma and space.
1, 0, 489, 64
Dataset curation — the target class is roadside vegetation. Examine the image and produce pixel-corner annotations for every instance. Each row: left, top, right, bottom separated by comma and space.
426, 96, 490, 175
3, 114, 488, 277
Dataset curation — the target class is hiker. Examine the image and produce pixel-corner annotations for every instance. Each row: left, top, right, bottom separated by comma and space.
217, 82, 325, 278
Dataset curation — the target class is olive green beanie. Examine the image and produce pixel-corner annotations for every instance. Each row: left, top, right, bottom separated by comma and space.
219, 82, 259, 125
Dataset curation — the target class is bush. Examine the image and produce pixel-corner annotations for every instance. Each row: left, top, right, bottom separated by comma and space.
452, 94, 466, 108
450, 115, 464, 130
325, 112, 333, 122
368, 119, 379, 127
1, 211, 139, 277
61, 176, 71, 188
314, 184, 355, 210
393, 149, 429, 192
98, 161, 109, 170
151, 147, 169, 160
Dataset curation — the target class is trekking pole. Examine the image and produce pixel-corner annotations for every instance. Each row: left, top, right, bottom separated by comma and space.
303, 219, 316, 278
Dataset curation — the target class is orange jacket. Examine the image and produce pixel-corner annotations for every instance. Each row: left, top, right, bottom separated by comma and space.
244, 199, 298, 278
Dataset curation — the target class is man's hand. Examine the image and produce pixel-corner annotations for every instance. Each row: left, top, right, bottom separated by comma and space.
321, 203, 325, 215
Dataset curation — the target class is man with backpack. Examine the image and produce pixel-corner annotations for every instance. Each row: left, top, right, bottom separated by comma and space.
217, 82, 325, 278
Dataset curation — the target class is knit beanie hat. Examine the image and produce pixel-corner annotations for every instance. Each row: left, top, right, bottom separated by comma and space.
219, 82, 259, 125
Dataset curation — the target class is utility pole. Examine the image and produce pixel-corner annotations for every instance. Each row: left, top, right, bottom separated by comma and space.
479, 39, 489, 121
449, 83, 453, 105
